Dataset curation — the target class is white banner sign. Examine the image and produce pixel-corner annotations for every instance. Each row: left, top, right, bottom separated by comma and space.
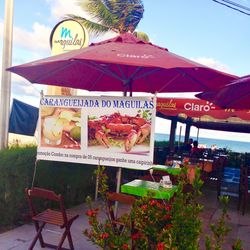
37, 95, 156, 170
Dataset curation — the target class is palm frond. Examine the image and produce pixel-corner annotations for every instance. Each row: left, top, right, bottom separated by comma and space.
133, 31, 149, 42
77, 0, 118, 28
107, 0, 144, 32
65, 15, 114, 35
67, 0, 144, 34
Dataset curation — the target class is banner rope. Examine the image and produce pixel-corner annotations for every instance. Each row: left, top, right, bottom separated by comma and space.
149, 169, 167, 205
95, 159, 101, 201
31, 159, 39, 188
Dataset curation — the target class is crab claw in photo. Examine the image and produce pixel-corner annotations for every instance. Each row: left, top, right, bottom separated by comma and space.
137, 123, 151, 144
125, 130, 138, 152
95, 130, 110, 148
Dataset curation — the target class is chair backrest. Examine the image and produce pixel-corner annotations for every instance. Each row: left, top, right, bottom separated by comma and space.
26, 187, 61, 201
244, 153, 250, 166
214, 156, 227, 171
25, 187, 67, 223
107, 192, 136, 220
214, 156, 228, 196
239, 165, 249, 193
107, 192, 136, 205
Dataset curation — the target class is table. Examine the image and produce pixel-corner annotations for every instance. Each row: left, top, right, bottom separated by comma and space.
152, 164, 182, 175
183, 157, 214, 173
187, 160, 214, 183
198, 158, 214, 173
121, 179, 177, 200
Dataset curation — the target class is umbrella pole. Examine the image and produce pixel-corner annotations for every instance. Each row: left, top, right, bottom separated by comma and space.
94, 170, 99, 201
178, 126, 182, 148
114, 88, 129, 215
114, 167, 122, 216
196, 128, 200, 141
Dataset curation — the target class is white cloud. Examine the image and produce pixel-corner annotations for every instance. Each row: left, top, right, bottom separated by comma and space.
1, 18, 51, 56
2, 1, 87, 59
0, 54, 40, 103
8, 66, 42, 98
191, 57, 231, 74
1, 0, 116, 61
239, 0, 249, 3
13, 22, 51, 54
0, 20, 3, 38
46, 0, 116, 42
11, 80, 40, 97
1, 0, 116, 108
46, 0, 90, 22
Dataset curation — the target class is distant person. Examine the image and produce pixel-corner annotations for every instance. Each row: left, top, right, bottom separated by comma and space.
191, 140, 202, 157
182, 138, 193, 154
211, 144, 217, 152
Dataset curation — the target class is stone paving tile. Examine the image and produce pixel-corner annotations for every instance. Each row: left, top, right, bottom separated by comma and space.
237, 225, 250, 246
211, 208, 241, 225
199, 185, 250, 250
238, 212, 250, 226
199, 207, 217, 220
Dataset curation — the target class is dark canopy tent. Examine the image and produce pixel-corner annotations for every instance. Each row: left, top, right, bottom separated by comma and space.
156, 113, 250, 133
156, 97, 250, 151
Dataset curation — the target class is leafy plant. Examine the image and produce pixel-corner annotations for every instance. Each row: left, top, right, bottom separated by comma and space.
131, 193, 173, 249
84, 165, 204, 250
84, 166, 132, 249
232, 239, 243, 250
84, 163, 243, 250
169, 165, 203, 250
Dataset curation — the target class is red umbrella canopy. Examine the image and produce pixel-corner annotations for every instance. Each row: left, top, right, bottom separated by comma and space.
196, 75, 250, 109
8, 33, 238, 94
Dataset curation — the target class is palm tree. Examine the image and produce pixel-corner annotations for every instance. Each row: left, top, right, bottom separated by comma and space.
66, 0, 146, 37
133, 30, 149, 41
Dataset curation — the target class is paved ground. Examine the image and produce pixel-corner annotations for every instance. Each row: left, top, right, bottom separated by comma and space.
198, 184, 250, 250
0, 182, 250, 250
0, 201, 99, 250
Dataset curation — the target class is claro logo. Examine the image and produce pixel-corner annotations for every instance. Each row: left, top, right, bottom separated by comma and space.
184, 101, 215, 112
117, 53, 154, 59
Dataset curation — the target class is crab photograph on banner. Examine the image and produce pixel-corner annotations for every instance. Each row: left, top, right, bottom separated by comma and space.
88, 109, 152, 155
37, 95, 156, 170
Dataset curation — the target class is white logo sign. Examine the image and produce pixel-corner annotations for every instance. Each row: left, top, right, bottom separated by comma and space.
117, 53, 154, 59
184, 101, 215, 112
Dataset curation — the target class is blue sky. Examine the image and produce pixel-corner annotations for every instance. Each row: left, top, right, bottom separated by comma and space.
1, 0, 250, 143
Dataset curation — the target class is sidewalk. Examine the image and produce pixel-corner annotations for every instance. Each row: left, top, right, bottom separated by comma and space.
0, 202, 99, 250
0, 184, 250, 250
198, 185, 250, 250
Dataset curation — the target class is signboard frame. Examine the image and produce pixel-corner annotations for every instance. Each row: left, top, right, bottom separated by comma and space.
37, 95, 156, 170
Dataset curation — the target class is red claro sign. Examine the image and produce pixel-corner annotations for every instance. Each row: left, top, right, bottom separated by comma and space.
157, 98, 216, 113
156, 98, 250, 121
184, 101, 216, 112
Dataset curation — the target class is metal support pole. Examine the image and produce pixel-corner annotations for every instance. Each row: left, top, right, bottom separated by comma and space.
0, 0, 14, 149
184, 123, 191, 144
178, 126, 182, 148
169, 119, 177, 153
196, 128, 200, 141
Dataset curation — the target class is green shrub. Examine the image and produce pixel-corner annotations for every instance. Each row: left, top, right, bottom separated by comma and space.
34, 160, 97, 206
0, 146, 96, 229
0, 146, 36, 227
